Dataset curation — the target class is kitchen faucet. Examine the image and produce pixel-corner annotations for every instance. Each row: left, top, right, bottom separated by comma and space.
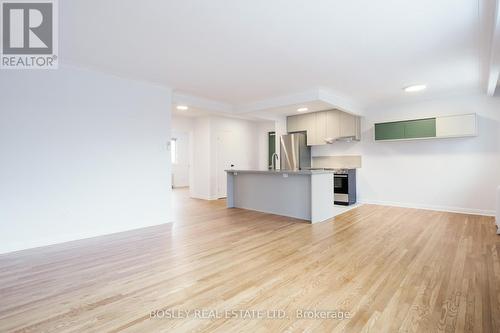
271, 153, 279, 170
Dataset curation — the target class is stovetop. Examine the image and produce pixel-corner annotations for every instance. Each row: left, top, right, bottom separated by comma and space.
306, 168, 351, 174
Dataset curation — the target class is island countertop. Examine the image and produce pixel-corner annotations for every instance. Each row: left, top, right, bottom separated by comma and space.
225, 169, 336, 175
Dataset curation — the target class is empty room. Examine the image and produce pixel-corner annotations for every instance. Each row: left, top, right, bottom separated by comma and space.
1, 0, 500, 332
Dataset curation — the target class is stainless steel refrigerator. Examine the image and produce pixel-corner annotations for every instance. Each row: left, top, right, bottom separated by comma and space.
280, 132, 311, 170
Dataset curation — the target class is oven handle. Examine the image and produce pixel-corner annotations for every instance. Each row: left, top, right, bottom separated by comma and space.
335, 175, 348, 178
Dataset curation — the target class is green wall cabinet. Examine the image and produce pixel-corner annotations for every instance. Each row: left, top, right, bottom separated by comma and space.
375, 118, 436, 141
403, 118, 436, 139
268, 132, 276, 169
374, 122, 405, 140
375, 114, 476, 142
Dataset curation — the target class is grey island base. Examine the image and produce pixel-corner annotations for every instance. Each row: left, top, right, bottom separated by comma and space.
225, 169, 357, 223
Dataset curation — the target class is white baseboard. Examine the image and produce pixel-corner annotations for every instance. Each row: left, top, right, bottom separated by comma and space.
359, 199, 495, 217
189, 193, 220, 201
0, 220, 174, 255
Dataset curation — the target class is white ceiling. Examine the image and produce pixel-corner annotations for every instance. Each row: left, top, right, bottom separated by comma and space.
252, 101, 333, 117
171, 105, 266, 121
61, 0, 489, 112
172, 107, 209, 118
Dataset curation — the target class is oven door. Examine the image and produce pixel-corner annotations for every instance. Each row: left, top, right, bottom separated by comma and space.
334, 174, 349, 205
334, 174, 348, 194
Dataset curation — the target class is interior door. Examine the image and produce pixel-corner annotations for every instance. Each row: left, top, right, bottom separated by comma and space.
216, 131, 235, 198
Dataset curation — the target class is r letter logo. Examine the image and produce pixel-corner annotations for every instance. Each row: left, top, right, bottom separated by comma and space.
1, 0, 58, 69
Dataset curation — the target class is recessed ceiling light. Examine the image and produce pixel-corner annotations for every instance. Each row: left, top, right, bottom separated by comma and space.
176, 105, 189, 110
403, 84, 427, 93
297, 107, 309, 112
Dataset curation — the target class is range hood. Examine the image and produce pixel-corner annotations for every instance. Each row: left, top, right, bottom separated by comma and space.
335, 135, 357, 142
323, 135, 358, 144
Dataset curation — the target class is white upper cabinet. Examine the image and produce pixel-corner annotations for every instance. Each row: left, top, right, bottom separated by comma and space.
436, 114, 477, 138
287, 113, 311, 132
325, 110, 340, 142
339, 112, 360, 139
287, 114, 301, 133
312, 111, 327, 145
303, 112, 316, 145
287, 110, 360, 145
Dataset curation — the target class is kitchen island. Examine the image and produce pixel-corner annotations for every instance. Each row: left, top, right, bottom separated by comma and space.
225, 169, 357, 223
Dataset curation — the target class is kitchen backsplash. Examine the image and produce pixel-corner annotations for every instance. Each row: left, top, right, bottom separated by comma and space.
312, 155, 362, 169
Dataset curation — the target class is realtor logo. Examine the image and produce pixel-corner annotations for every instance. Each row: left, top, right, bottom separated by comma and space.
1, 0, 58, 69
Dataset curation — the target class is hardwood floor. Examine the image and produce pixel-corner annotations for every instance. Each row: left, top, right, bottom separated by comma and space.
0, 189, 499, 332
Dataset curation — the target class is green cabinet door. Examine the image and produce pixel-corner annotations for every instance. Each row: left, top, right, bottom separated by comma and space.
374, 122, 405, 140
268, 132, 276, 169
403, 118, 436, 139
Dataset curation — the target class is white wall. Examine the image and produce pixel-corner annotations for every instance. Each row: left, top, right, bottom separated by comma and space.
171, 131, 190, 187
171, 114, 194, 132
313, 93, 500, 215
190, 117, 212, 199
0, 66, 172, 254
171, 115, 193, 188
189, 115, 265, 200
209, 116, 260, 198
257, 121, 276, 170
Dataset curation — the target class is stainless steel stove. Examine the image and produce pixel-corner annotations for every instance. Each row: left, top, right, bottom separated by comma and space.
307, 168, 357, 205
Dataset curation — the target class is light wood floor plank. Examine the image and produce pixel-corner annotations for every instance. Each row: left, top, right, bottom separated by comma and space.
0, 189, 498, 332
